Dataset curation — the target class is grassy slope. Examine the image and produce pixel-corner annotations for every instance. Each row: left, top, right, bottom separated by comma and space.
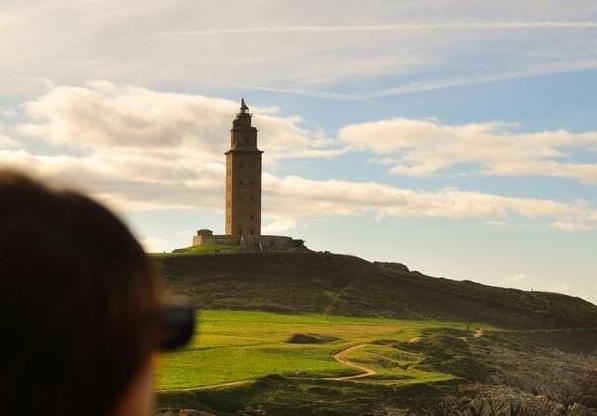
158, 324, 597, 415
156, 310, 473, 390
154, 251, 597, 330
156, 311, 485, 416
155, 251, 597, 415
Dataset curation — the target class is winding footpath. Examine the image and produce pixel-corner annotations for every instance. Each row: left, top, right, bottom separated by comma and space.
179, 329, 495, 391
324, 344, 377, 381
188, 343, 378, 391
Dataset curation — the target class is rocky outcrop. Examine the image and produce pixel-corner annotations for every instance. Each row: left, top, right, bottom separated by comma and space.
461, 389, 595, 416
431, 385, 597, 416
397, 330, 597, 416
470, 333, 597, 408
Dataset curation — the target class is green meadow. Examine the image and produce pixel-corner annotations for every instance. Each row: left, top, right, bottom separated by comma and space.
156, 310, 481, 390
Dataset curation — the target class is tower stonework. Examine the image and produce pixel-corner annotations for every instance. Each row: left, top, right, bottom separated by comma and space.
225, 99, 263, 237
190, 99, 305, 252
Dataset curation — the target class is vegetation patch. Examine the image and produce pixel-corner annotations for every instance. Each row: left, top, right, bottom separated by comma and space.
287, 333, 339, 344
399, 328, 494, 382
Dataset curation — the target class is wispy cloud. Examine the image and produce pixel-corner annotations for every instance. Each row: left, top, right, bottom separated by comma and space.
157, 21, 597, 36
236, 59, 597, 101
2, 2, 597, 96
0, 107, 18, 118
364, 59, 597, 98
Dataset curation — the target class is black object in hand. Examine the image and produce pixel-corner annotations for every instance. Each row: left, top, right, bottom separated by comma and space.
157, 305, 196, 351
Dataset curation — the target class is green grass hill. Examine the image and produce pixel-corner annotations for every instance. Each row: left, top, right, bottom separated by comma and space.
155, 251, 597, 330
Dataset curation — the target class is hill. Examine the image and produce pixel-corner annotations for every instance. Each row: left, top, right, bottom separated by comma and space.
155, 251, 597, 330
154, 251, 597, 415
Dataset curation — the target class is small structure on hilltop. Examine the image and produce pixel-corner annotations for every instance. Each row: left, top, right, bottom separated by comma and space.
191, 99, 305, 252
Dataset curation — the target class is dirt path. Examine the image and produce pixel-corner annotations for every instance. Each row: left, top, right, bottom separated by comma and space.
324, 344, 377, 381
194, 380, 253, 391
162, 344, 378, 391
179, 330, 490, 390
161, 379, 253, 392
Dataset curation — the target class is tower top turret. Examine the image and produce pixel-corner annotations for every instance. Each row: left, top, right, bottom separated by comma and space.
233, 98, 253, 129
240, 98, 249, 114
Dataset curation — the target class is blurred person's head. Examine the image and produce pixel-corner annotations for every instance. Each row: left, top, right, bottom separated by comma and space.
0, 170, 159, 416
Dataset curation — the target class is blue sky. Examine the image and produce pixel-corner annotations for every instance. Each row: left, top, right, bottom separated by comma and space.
0, 0, 596, 303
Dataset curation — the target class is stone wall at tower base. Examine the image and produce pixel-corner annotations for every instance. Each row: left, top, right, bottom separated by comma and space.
192, 230, 305, 253
242, 235, 306, 252
192, 234, 240, 246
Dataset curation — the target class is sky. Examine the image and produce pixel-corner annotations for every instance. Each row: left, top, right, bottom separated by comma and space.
1, 0, 596, 303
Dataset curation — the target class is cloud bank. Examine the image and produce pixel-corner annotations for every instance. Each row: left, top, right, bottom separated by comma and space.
2, 82, 597, 233
20, 81, 335, 161
340, 118, 597, 183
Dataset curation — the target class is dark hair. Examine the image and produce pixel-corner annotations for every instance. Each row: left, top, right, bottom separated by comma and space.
0, 171, 159, 416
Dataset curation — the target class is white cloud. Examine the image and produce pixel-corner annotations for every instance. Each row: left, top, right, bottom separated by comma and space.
0, 107, 17, 118
262, 216, 298, 234
262, 175, 597, 231
0, 135, 20, 150
140, 237, 174, 253
19, 82, 336, 162
503, 273, 527, 285
548, 282, 571, 294
2, 83, 597, 235
4, 144, 597, 233
485, 220, 507, 227
340, 117, 597, 183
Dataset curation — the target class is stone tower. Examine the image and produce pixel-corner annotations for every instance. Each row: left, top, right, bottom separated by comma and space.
225, 99, 263, 237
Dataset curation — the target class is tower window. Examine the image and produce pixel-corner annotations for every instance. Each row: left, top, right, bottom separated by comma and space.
240, 180, 243, 185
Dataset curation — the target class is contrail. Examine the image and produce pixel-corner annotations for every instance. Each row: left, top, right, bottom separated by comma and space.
364, 59, 597, 98
157, 21, 597, 36
221, 59, 597, 101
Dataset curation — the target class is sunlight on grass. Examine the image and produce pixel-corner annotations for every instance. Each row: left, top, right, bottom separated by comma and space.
156, 310, 483, 390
